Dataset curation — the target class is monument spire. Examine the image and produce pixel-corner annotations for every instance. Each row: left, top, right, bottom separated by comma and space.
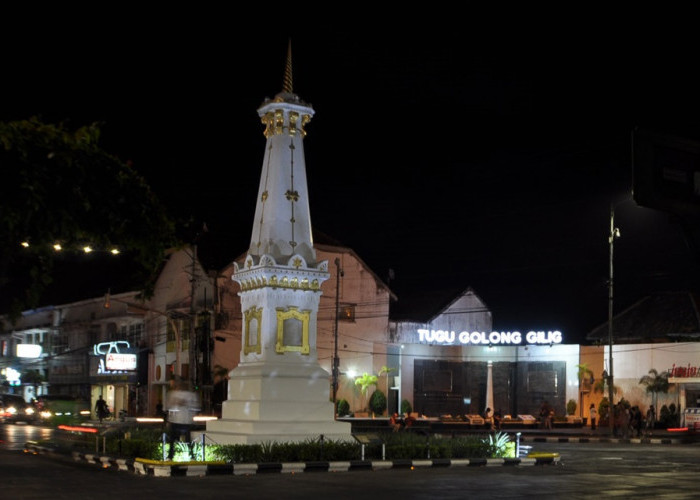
282, 38, 293, 94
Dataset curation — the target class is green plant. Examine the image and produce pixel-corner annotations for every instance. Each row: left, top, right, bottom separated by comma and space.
369, 389, 387, 416
639, 368, 670, 413
337, 399, 350, 416
598, 397, 610, 424
659, 404, 680, 428
566, 399, 577, 416
486, 431, 511, 457
354, 373, 378, 411
401, 399, 412, 415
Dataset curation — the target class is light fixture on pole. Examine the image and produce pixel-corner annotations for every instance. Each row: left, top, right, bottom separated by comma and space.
607, 202, 621, 434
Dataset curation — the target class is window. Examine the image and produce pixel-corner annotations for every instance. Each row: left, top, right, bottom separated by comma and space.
166, 317, 191, 352
127, 323, 143, 344
339, 303, 356, 322
106, 322, 118, 341
51, 330, 68, 354
88, 324, 101, 345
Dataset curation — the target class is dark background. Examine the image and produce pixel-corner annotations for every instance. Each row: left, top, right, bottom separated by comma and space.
3, 12, 700, 343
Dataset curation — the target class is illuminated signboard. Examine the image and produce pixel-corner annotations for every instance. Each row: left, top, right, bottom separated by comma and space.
91, 341, 138, 379
417, 329, 562, 346
105, 352, 137, 371
16, 344, 42, 358
668, 363, 700, 378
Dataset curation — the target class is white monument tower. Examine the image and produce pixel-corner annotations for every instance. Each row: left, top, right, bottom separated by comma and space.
206, 44, 352, 445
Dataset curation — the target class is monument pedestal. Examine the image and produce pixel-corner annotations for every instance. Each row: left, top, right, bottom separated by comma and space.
205, 361, 353, 445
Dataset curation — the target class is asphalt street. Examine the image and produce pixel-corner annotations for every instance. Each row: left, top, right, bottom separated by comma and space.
3, 434, 700, 499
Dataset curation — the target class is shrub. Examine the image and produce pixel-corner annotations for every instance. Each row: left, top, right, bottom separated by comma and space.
337, 399, 350, 416
566, 399, 577, 415
369, 389, 387, 416
401, 399, 412, 415
214, 438, 360, 463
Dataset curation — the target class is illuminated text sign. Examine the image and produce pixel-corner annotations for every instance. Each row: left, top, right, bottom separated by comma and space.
105, 353, 137, 371
669, 363, 700, 378
417, 329, 562, 346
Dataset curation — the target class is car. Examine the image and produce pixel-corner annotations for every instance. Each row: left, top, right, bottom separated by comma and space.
34, 395, 91, 424
0, 394, 35, 424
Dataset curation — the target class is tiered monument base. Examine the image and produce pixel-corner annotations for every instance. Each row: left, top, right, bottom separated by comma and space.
204, 362, 353, 445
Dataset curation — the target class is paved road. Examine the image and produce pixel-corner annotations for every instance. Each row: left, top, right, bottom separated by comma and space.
3, 437, 700, 499
0, 422, 53, 451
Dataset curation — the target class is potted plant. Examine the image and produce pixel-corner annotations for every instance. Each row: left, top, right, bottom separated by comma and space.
566, 399, 582, 424
368, 389, 387, 417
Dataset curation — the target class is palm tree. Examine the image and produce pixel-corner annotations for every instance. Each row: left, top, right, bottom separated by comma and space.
593, 377, 619, 397
638, 368, 669, 419
354, 373, 378, 413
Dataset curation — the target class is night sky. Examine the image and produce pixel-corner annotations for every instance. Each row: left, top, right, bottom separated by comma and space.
3, 15, 700, 343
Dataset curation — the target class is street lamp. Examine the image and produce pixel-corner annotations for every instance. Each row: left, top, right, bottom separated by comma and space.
607, 202, 621, 434
332, 258, 343, 416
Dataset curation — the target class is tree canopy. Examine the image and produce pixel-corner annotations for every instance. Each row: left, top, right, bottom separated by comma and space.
0, 118, 177, 322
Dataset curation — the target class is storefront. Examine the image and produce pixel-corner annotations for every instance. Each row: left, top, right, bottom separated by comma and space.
394, 329, 579, 418
88, 341, 144, 419
668, 362, 700, 428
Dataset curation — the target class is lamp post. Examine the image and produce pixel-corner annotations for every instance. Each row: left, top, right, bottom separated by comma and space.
332, 258, 342, 416
607, 202, 621, 434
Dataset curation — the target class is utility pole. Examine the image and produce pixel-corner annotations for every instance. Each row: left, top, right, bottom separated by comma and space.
189, 243, 197, 389
332, 257, 342, 417
608, 202, 621, 435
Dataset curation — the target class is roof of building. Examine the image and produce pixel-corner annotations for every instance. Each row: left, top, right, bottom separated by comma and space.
586, 290, 700, 344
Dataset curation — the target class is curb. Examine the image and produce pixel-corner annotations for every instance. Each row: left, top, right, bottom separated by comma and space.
129, 456, 561, 477
520, 435, 683, 445
23, 443, 559, 477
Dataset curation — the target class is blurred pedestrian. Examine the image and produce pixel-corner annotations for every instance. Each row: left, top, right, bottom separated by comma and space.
589, 403, 597, 431
620, 404, 630, 438
390, 412, 402, 432
493, 409, 502, 431
166, 378, 200, 461
483, 407, 493, 430
95, 395, 109, 423
645, 405, 655, 435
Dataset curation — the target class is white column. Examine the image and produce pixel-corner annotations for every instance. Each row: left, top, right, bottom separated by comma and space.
486, 360, 494, 413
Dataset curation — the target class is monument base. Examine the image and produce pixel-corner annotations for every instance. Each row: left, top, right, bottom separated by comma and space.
204, 361, 353, 445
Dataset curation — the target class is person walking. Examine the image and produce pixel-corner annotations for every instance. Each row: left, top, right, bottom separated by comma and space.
589, 403, 597, 431
483, 407, 494, 430
166, 377, 200, 461
645, 405, 656, 436
95, 395, 109, 423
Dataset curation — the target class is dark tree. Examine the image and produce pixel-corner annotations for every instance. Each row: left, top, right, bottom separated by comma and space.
0, 118, 177, 322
